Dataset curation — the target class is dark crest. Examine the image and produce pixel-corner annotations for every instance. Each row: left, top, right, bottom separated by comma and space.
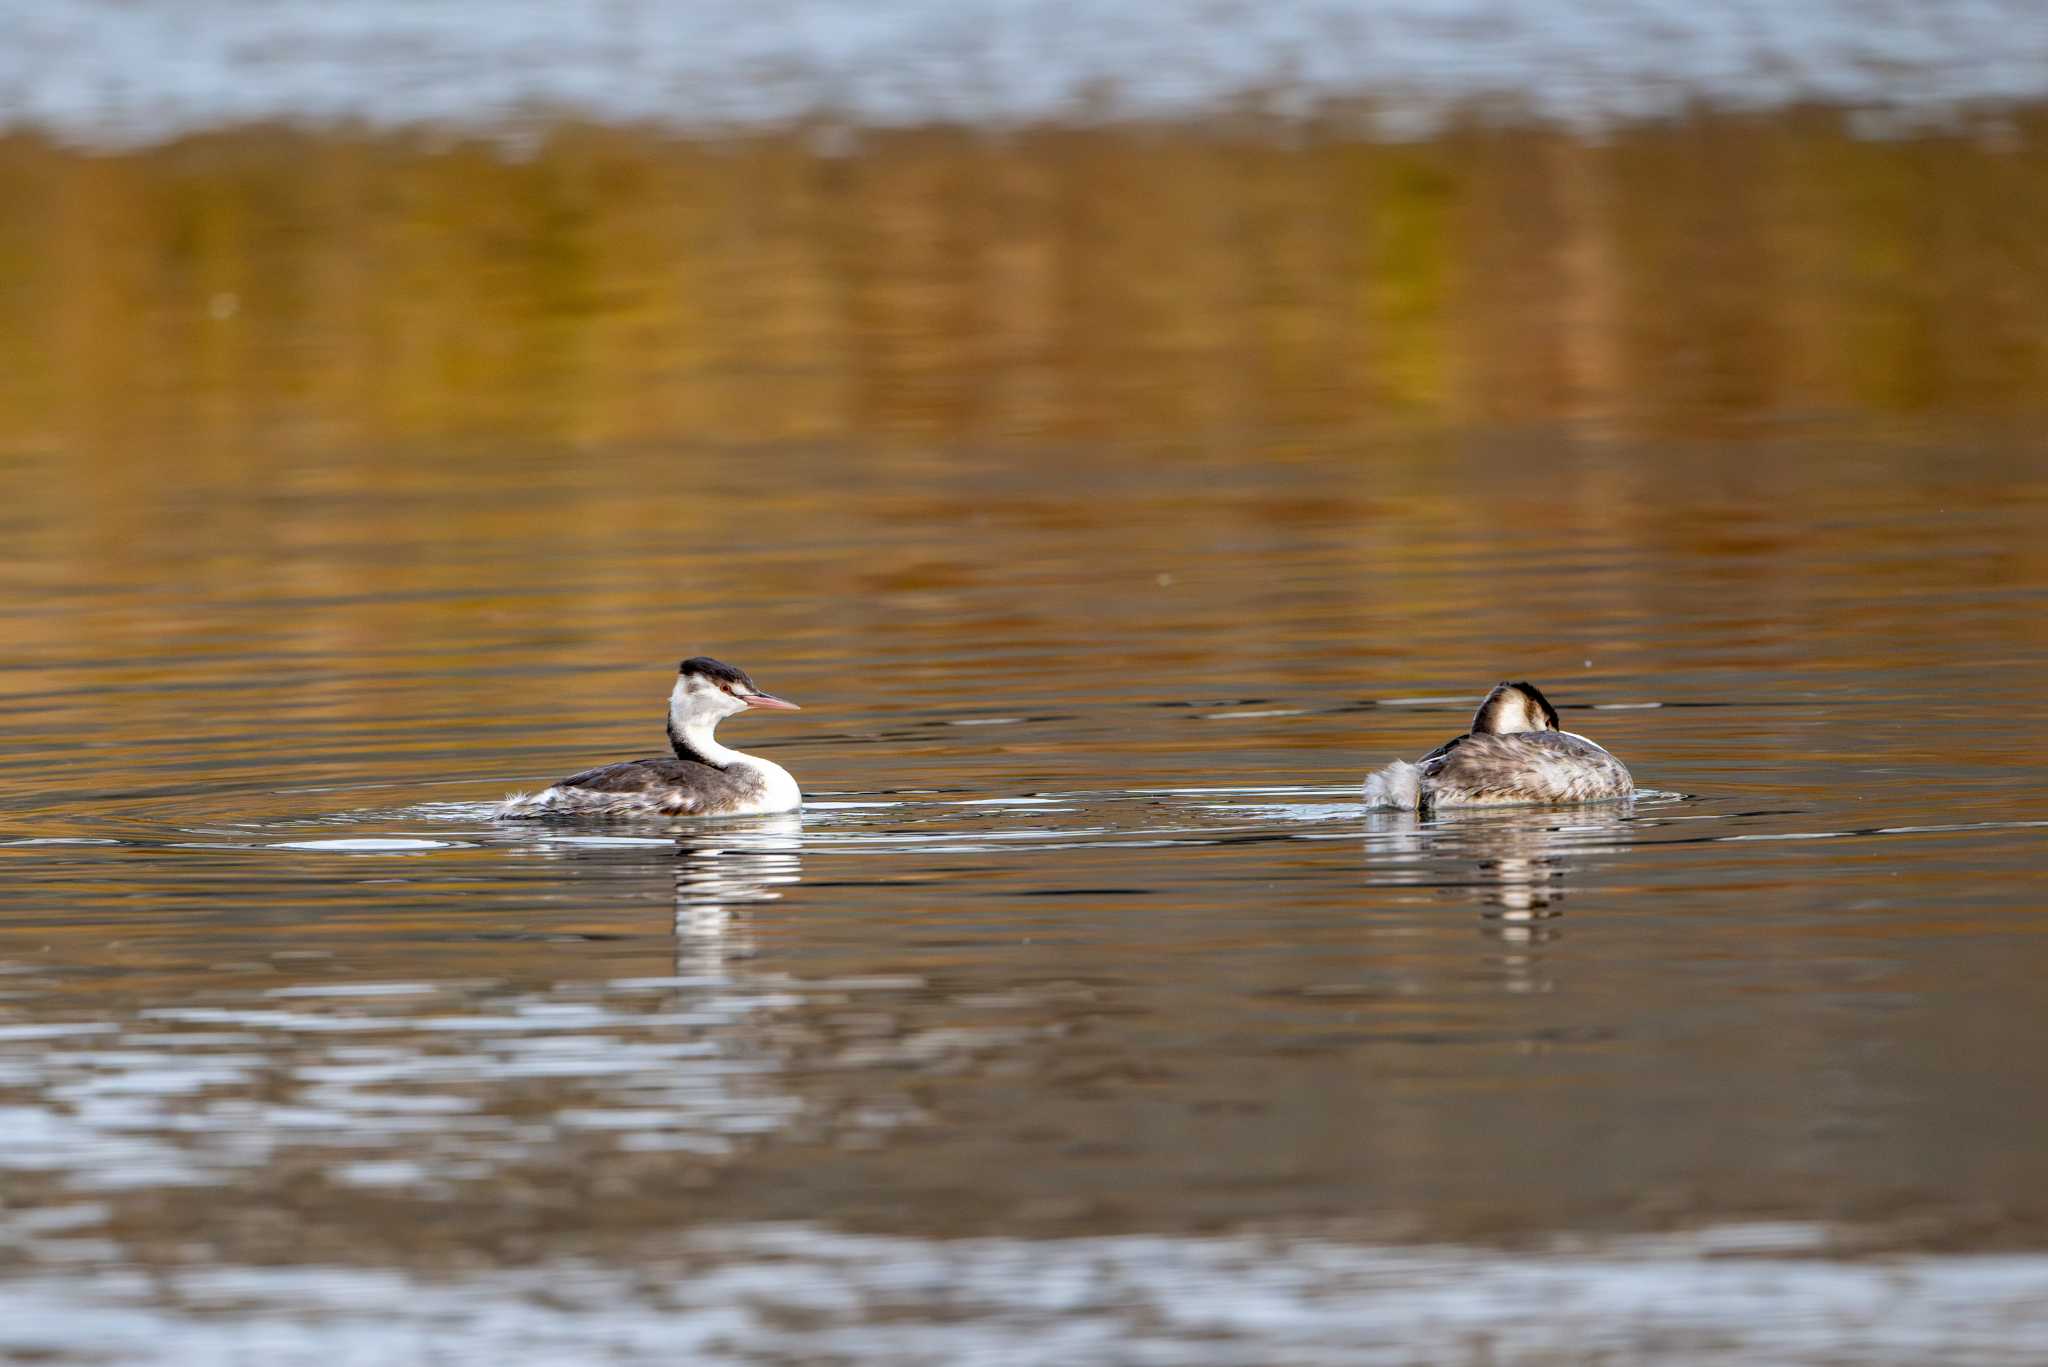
1470, 680, 1560, 735
679, 656, 756, 691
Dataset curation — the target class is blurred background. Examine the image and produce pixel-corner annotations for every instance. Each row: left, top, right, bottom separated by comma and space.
5, 0, 2048, 453
2, 3, 2047, 1363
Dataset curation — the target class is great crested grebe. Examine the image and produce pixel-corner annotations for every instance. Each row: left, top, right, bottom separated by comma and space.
499, 657, 804, 819
1363, 680, 1632, 812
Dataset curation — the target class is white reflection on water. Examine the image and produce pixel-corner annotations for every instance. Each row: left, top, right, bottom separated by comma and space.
268, 838, 472, 852
0, 820, 1056, 1197
1366, 802, 1636, 916
3, 1222, 2047, 1366
5, 0, 2042, 144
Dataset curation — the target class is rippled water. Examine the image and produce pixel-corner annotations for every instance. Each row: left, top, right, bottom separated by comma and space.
1, 431, 2043, 1360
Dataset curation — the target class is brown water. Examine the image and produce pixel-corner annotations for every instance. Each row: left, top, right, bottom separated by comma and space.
1, 121, 2047, 1364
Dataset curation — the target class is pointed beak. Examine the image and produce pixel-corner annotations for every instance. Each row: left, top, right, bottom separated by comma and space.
743, 689, 801, 711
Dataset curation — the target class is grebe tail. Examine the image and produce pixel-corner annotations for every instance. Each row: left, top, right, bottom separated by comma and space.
1363, 759, 1424, 812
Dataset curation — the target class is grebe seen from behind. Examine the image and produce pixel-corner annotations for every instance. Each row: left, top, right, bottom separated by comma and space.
499, 657, 804, 820
1363, 680, 1632, 812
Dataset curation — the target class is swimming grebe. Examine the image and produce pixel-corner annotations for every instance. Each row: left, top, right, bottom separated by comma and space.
499, 657, 804, 819
1362, 681, 1632, 812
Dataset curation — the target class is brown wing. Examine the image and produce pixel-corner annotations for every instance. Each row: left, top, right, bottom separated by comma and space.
553, 758, 708, 812
552, 756, 764, 813
1415, 733, 1469, 769
558, 758, 678, 790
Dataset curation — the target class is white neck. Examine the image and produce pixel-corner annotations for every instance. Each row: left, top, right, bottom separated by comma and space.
674, 708, 751, 768
668, 682, 753, 768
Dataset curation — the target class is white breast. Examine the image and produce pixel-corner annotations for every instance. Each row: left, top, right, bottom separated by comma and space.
738, 757, 802, 815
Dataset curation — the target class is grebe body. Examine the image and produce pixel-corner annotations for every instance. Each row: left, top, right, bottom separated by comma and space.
499, 657, 803, 820
1364, 681, 1632, 812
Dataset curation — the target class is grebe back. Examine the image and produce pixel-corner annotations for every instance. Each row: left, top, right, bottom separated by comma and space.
1364, 680, 1632, 812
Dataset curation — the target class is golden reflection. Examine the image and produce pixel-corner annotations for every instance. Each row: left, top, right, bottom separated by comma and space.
2, 111, 2044, 456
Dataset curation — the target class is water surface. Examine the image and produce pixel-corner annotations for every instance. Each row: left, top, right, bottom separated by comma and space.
3, 102, 2048, 1363
1, 429, 2044, 1360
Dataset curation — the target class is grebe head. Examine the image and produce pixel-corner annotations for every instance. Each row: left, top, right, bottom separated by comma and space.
1471, 680, 1560, 735
671, 656, 802, 727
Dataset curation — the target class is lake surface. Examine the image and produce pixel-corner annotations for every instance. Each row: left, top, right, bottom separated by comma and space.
1, 120, 2046, 1363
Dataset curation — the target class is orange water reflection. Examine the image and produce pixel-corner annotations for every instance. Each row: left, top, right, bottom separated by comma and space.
3, 112, 2045, 454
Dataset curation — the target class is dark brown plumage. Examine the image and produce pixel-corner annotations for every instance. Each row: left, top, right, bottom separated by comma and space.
547, 756, 774, 817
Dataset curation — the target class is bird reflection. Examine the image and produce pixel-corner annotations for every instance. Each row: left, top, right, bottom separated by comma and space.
672, 814, 804, 976
1365, 802, 1633, 929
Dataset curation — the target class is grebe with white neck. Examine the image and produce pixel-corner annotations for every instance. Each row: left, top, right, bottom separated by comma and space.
499, 657, 804, 819
1363, 680, 1632, 813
